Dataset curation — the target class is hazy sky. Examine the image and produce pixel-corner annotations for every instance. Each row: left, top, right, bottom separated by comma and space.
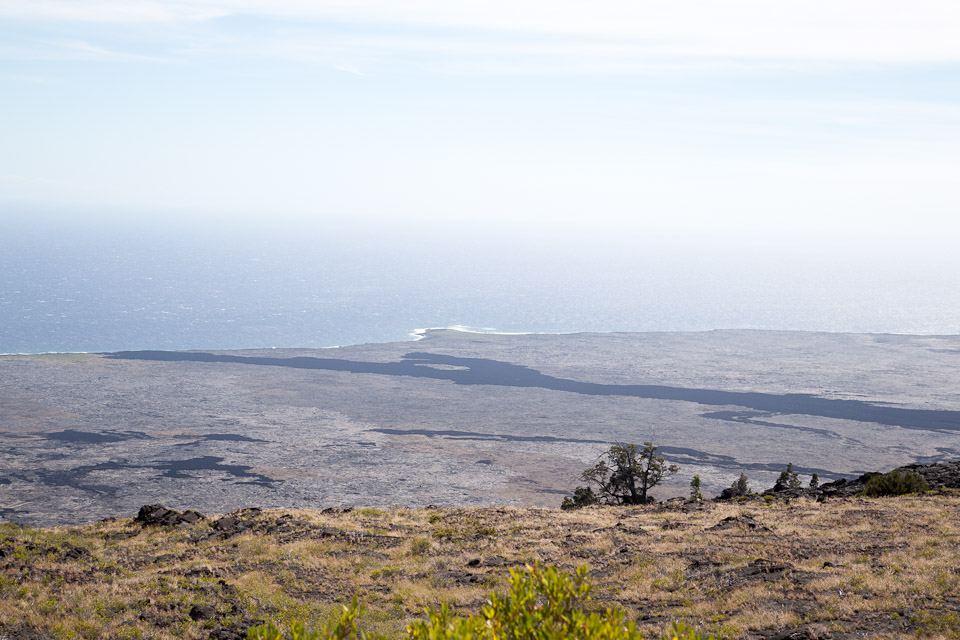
2, 1, 959, 237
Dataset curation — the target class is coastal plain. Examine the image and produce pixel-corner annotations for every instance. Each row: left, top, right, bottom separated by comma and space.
2, 329, 960, 526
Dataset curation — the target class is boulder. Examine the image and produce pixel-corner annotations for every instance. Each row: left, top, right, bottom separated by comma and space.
765, 629, 817, 640
135, 504, 205, 527
708, 515, 770, 532
189, 604, 217, 621
60, 543, 89, 560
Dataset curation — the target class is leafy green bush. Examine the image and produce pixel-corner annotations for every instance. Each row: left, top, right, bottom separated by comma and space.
561, 486, 598, 510
861, 470, 930, 497
247, 564, 718, 639
247, 595, 375, 639
409, 537, 431, 556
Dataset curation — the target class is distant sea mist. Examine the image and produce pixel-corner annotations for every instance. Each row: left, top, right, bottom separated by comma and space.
2, 211, 958, 354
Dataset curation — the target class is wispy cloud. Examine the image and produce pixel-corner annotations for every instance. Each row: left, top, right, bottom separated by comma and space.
331, 62, 362, 75
44, 38, 171, 61
3, 0, 960, 65
0, 37, 174, 63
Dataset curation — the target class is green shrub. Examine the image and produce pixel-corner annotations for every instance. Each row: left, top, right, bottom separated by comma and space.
408, 563, 644, 639
409, 538, 430, 556
561, 486, 599, 511
247, 596, 378, 639
861, 470, 930, 497
247, 565, 719, 639
431, 526, 458, 540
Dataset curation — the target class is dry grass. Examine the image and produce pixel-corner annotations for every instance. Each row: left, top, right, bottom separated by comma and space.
2, 494, 960, 639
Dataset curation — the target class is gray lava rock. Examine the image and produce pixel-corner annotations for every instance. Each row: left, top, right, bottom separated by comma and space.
189, 604, 217, 621
211, 515, 255, 538
209, 619, 262, 640
708, 515, 771, 532
135, 504, 205, 527
765, 629, 817, 640
436, 569, 486, 585
60, 543, 88, 560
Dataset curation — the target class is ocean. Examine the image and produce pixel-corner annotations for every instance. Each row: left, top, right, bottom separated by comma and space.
3, 214, 959, 353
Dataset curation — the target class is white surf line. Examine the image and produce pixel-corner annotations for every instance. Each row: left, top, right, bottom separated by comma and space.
409, 326, 583, 341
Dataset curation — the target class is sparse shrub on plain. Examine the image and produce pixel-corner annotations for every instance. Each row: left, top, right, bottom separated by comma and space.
689, 475, 703, 502
409, 538, 430, 556
809, 473, 819, 489
247, 595, 376, 639
861, 470, 930, 497
774, 463, 801, 491
247, 564, 719, 639
431, 526, 458, 540
561, 486, 599, 510
730, 473, 749, 497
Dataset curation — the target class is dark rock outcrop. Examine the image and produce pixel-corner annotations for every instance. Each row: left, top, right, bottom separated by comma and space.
60, 543, 89, 560
135, 504, 205, 527
189, 604, 216, 621
763, 629, 817, 640
708, 515, 771, 532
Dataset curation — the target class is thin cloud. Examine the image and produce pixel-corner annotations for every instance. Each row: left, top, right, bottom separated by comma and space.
48, 39, 153, 60
3, 38, 176, 62
331, 62, 362, 75
3, 1, 960, 64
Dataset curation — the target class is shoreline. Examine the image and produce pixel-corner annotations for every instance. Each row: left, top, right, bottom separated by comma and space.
3, 326, 959, 357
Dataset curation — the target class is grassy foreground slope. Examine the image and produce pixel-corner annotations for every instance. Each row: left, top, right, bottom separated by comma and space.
2, 495, 960, 639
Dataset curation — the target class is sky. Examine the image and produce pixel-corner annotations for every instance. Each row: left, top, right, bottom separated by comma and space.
2, 1, 959, 240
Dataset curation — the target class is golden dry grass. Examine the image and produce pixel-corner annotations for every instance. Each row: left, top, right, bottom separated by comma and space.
2, 494, 960, 639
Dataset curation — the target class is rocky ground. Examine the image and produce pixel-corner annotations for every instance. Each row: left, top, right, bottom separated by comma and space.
719, 461, 960, 502
2, 486, 960, 639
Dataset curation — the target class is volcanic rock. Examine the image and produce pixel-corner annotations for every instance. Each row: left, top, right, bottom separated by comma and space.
135, 504, 205, 527
189, 604, 217, 621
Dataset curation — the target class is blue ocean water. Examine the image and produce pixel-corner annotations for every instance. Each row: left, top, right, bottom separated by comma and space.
2, 214, 959, 353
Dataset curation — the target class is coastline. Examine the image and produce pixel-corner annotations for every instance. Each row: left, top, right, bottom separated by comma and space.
3, 325, 958, 358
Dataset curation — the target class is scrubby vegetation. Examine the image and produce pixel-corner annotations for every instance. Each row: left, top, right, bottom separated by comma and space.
561, 487, 599, 511
773, 463, 802, 491
861, 469, 930, 497
248, 564, 715, 639
3, 494, 960, 639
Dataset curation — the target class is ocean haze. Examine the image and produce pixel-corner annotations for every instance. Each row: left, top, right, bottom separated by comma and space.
2, 212, 959, 354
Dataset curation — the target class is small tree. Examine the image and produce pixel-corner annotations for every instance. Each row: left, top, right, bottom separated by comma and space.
809, 473, 819, 489
730, 472, 749, 497
580, 442, 678, 505
689, 475, 703, 501
774, 463, 801, 491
